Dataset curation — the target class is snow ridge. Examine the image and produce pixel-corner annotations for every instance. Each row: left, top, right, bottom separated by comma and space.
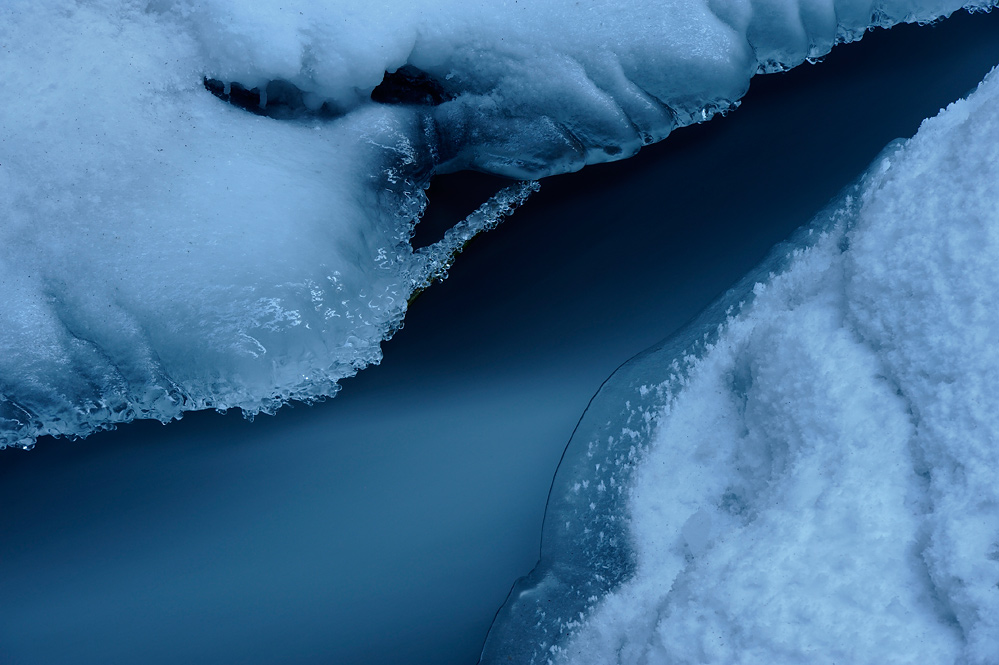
483, 64, 999, 664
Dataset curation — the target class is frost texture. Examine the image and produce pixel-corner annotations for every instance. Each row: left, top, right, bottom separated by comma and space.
157, 0, 995, 178
2, 0, 995, 448
483, 65, 999, 664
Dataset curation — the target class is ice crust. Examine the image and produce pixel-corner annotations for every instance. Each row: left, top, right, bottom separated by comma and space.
2, 0, 995, 448
483, 64, 999, 664
148, 0, 994, 178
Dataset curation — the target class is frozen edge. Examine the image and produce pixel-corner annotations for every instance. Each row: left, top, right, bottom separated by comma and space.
477, 159, 878, 664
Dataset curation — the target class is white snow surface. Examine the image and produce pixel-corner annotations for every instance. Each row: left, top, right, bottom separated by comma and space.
1, 0, 995, 448
547, 64, 999, 664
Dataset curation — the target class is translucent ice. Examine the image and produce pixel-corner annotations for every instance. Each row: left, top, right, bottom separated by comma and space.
159, 0, 998, 177
483, 63, 999, 664
2, 0, 995, 448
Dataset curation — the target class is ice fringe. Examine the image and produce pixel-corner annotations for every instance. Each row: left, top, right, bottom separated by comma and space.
1, 0, 996, 448
481, 63, 999, 665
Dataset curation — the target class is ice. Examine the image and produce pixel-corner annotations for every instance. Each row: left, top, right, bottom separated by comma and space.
482, 63, 999, 664
174, 0, 997, 177
2, 0, 996, 448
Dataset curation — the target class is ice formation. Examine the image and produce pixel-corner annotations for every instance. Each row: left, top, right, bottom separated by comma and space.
482, 63, 999, 664
2, 0, 995, 448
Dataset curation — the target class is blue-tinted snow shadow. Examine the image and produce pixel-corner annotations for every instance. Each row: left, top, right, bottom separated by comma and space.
1, 10, 998, 665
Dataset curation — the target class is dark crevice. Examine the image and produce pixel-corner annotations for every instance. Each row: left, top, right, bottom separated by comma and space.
204, 65, 453, 118
371, 65, 455, 106
203, 78, 342, 120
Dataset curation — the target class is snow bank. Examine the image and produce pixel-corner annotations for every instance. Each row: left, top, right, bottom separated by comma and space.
484, 63, 999, 664
163, 0, 996, 177
2, 0, 994, 448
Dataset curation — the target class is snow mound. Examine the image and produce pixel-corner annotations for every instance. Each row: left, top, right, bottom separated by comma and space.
2, 0, 994, 448
484, 62, 999, 665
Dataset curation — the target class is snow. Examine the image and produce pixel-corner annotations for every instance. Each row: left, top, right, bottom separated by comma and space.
484, 62, 999, 664
170, 0, 997, 177
2, 0, 996, 448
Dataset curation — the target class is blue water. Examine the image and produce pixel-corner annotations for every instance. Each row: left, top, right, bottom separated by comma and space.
1, 11, 997, 665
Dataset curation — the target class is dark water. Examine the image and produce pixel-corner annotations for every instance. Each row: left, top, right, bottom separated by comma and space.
2, 12, 997, 665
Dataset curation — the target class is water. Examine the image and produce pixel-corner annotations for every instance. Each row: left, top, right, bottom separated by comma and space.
1, 11, 997, 665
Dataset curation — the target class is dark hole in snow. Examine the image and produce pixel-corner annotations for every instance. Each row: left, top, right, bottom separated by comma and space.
371, 65, 454, 106
203, 78, 342, 120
